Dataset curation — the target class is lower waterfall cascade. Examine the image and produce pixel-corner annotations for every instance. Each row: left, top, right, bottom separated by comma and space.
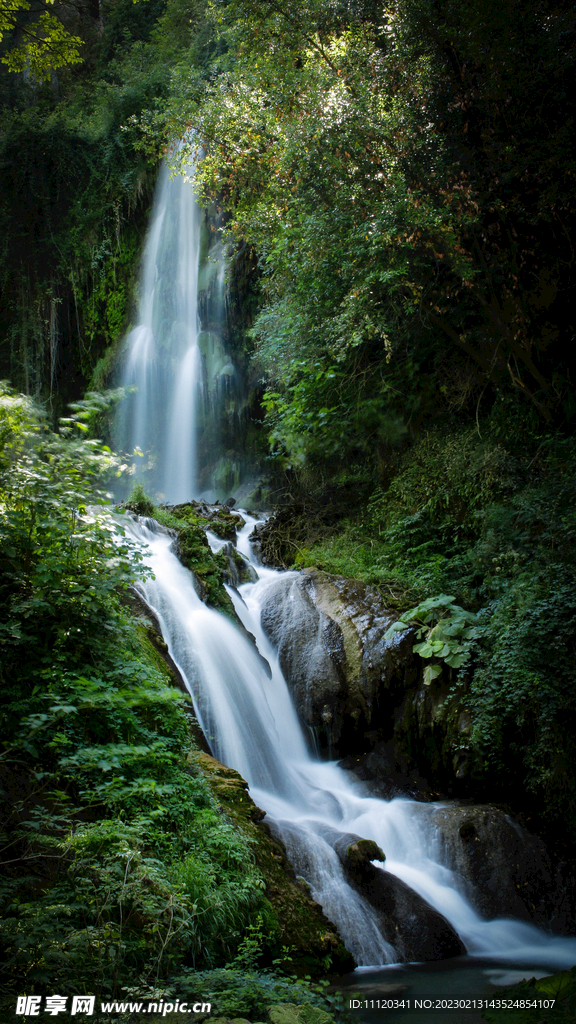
122, 510, 576, 972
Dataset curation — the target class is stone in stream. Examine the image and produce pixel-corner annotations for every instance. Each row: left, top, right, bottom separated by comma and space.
346, 865, 466, 962
328, 829, 466, 962
334, 836, 385, 878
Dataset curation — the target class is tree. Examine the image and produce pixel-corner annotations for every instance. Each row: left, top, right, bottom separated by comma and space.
157, 0, 576, 469
0, 0, 83, 80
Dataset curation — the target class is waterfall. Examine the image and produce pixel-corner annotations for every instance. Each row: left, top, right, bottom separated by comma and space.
123, 512, 576, 970
115, 149, 576, 971
114, 144, 238, 504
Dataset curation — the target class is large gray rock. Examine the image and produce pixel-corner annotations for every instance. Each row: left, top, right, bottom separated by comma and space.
259, 569, 417, 753
259, 568, 485, 794
350, 866, 466, 962
428, 804, 567, 930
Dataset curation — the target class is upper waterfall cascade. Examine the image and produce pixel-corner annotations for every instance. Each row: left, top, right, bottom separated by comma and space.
115, 147, 238, 504
117, 152, 576, 971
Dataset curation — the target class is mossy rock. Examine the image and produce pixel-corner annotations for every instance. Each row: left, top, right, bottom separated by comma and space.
230, 545, 256, 584
209, 511, 242, 540
218, 543, 256, 585
177, 522, 212, 565
194, 752, 355, 977
168, 501, 243, 541
344, 839, 385, 876
168, 522, 236, 620
155, 504, 255, 622
122, 589, 212, 752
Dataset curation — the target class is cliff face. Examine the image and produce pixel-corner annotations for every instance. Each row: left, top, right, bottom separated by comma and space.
255, 565, 576, 937
258, 567, 468, 792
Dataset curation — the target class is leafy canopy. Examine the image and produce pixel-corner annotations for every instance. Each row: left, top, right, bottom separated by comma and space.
0, 0, 83, 80
145, 0, 576, 475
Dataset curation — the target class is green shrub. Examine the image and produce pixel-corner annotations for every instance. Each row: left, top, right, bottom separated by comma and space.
385, 594, 481, 683
169, 968, 342, 1024
0, 386, 268, 997
125, 481, 156, 517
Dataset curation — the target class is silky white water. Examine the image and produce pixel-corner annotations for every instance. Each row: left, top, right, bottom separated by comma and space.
123, 511, 576, 970
113, 145, 576, 971
115, 148, 202, 503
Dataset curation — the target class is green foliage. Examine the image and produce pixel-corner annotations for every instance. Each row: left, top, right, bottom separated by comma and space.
482, 967, 576, 1024
467, 565, 576, 832
0, 385, 269, 997
82, 225, 143, 351
169, 968, 340, 1024
125, 480, 156, 517
0, 0, 206, 403
0, 0, 83, 81
385, 595, 480, 679
146, 0, 576, 475
268, 1005, 335, 1024
0, 385, 134, 665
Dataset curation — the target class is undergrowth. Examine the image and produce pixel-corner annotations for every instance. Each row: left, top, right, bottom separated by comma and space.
0, 387, 271, 1000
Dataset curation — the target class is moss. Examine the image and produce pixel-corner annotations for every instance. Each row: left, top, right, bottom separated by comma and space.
209, 511, 242, 540
177, 523, 237, 618
136, 624, 174, 681
193, 753, 355, 978
152, 503, 239, 620
83, 224, 143, 350
227, 543, 255, 584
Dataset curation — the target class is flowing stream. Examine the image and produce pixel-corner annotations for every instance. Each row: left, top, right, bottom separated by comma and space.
116, 150, 576, 980
123, 513, 576, 973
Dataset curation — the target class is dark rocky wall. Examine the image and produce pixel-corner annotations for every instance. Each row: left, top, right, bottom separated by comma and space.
257, 565, 576, 936
259, 567, 467, 793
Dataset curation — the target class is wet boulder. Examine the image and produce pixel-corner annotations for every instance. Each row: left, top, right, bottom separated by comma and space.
259, 570, 417, 753
429, 804, 568, 930
334, 836, 386, 878
219, 540, 258, 587
320, 825, 464, 962
259, 573, 347, 737
344, 860, 466, 962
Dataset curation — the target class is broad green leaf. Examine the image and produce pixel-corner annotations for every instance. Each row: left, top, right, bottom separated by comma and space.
384, 620, 409, 640
414, 641, 434, 657
423, 664, 442, 686
535, 971, 573, 999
